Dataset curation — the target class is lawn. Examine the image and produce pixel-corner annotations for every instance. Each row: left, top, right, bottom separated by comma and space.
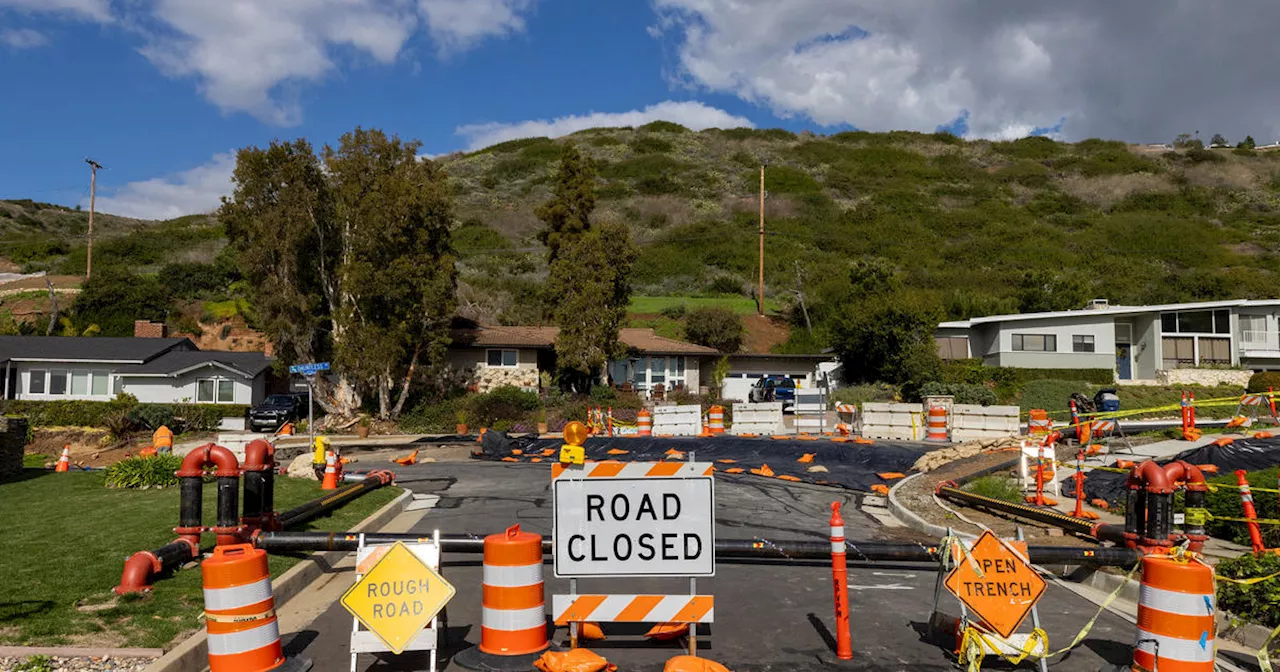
629, 295, 781, 315
0, 470, 400, 648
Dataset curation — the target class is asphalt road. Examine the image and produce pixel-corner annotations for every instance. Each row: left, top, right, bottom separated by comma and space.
280, 461, 1142, 671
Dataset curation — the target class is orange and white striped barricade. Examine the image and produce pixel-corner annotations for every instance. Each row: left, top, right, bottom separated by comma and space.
347, 532, 445, 672
454, 524, 549, 670
1132, 555, 1216, 672
1027, 409, 1052, 436
1018, 441, 1060, 502
925, 406, 949, 442
551, 460, 715, 654
202, 544, 294, 672
834, 404, 857, 436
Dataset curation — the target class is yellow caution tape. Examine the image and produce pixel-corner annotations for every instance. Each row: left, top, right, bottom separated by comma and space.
1215, 570, 1280, 586
1206, 512, 1280, 526
1184, 507, 1208, 527
1257, 621, 1280, 671
958, 625, 1048, 672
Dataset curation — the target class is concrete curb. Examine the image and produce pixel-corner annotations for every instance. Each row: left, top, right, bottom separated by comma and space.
144, 488, 412, 672
0, 646, 165, 659
886, 472, 977, 541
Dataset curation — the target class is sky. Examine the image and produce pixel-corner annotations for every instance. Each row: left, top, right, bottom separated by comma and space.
2, 0, 1280, 220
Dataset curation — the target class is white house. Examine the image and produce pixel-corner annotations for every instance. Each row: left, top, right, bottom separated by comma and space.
937, 298, 1280, 382
0, 335, 272, 405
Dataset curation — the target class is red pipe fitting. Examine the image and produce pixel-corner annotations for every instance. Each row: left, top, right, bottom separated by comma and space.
174, 525, 204, 550
176, 443, 240, 477
114, 551, 161, 595
241, 439, 275, 472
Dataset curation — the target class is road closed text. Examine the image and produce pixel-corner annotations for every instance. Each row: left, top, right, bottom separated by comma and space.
554, 474, 715, 577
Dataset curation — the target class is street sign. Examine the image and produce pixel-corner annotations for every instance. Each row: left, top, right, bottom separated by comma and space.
943, 530, 1046, 638
552, 461, 715, 578
289, 362, 330, 375
340, 541, 455, 655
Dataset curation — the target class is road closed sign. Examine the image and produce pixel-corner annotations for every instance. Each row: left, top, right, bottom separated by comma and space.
553, 461, 715, 578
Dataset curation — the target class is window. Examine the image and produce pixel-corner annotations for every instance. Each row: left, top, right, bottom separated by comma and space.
935, 336, 968, 360
1012, 334, 1056, 352
486, 349, 518, 367
71, 370, 89, 396
49, 370, 67, 395
1200, 337, 1231, 365
197, 378, 235, 403
28, 370, 45, 394
1162, 337, 1195, 369
1072, 335, 1096, 353
1162, 309, 1231, 334
113, 376, 123, 395
650, 357, 666, 385
92, 371, 108, 396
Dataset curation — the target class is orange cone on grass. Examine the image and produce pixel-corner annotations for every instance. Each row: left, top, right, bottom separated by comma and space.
55, 445, 71, 472
320, 451, 339, 490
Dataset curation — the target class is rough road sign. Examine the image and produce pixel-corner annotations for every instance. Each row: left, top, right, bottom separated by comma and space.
943, 530, 1046, 638
340, 541, 455, 654
552, 461, 715, 578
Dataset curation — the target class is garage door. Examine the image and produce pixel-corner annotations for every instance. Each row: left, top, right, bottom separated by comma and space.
721, 376, 758, 403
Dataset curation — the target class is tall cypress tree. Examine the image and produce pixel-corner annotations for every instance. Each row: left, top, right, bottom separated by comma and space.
535, 143, 596, 264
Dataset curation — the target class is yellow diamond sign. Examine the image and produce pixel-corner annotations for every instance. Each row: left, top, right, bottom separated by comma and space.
340, 541, 456, 654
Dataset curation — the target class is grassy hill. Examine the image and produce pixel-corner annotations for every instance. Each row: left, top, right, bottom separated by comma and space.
7, 127, 1280, 350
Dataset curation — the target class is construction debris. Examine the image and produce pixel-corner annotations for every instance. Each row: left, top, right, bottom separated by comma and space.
911, 436, 1024, 473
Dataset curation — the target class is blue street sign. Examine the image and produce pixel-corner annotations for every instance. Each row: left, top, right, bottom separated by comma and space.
289, 362, 331, 376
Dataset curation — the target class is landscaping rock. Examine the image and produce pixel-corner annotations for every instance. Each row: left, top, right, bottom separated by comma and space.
911, 436, 1025, 473
0, 655, 155, 672
287, 453, 320, 480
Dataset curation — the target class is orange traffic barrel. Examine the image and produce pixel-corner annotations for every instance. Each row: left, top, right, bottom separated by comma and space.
202, 544, 286, 672
708, 405, 725, 435
638, 409, 652, 437
1132, 555, 1215, 672
455, 524, 550, 670
925, 406, 949, 442
1028, 409, 1052, 435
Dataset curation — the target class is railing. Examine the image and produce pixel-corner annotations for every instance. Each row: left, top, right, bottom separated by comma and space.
1240, 330, 1280, 351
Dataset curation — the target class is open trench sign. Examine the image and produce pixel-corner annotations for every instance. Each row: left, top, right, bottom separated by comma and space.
943, 530, 1047, 638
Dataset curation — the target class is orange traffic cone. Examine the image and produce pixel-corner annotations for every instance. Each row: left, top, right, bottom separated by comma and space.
55, 445, 71, 472
393, 449, 419, 466
320, 451, 339, 490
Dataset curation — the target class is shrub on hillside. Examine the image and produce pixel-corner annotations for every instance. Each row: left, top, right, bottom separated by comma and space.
684, 307, 745, 353
919, 382, 997, 406
629, 136, 674, 154
0, 399, 245, 431
105, 454, 184, 489
1247, 372, 1280, 393
1215, 541, 1280, 627
466, 386, 541, 428
640, 121, 689, 134
1016, 379, 1098, 416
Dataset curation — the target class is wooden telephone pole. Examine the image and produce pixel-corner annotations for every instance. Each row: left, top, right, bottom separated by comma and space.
758, 164, 765, 315
85, 158, 103, 279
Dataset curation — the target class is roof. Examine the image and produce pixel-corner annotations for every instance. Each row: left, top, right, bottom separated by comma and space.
0, 336, 193, 364
941, 299, 1253, 329
449, 325, 718, 355
115, 350, 273, 379
725, 353, 832, 360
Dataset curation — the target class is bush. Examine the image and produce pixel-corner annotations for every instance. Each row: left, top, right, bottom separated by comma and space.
964, 475, 1023, 503
629, 136, 674, 154
684, 307, 745, 353
1016, 379, 1098, 416
659, 304, 687, 319
1204, 466, 1280, 549
639, 121, 689, 134
1216, 548, 1280, 627
1247, 372, 1280, 393
105, 454, 184, 489
399, 397, 460, 433
0, 399, 246, 430
465, 386, 541, 428
828, 384, 899, 407
918, 382, 997, 406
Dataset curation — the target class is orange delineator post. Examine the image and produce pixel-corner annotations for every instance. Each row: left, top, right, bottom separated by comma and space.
829, 502, 853, 661
54, 445, 71, 472
202, 544, 285, 672
1235, 470, 1266, 553
1069, 450, 1098, 520
1132, 555, 1216, 672
607, 407, 614, 437
479, 524, 549, 657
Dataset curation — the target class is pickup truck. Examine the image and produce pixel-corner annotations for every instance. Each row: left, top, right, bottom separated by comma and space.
748, 376, 797, 411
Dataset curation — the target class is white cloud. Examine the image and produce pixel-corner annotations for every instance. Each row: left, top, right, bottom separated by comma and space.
653, 0, 1280, 143
418, 0, 531, 53
455, 100, 755, 150
0, 0, 112, 22
0, 27, 47, 48
91, 153, 235, 220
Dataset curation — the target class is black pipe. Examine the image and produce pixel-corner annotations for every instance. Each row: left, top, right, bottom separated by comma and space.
178, 476, 202, 529
276, 472, 391, 529
216, 476, 240, 530
252, 532, 1140, 566
936, 485, 1103, 536
243, 471, 266, 524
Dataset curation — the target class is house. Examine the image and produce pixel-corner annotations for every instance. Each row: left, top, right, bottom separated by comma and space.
936, 298, 1280, 382
447, 319, 838, 400
0, 331, 273, 405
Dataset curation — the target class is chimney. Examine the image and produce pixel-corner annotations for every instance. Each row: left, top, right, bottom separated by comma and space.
1084, 299, 1110, 311
263, 340, 275, 357
134, 320, 168, 338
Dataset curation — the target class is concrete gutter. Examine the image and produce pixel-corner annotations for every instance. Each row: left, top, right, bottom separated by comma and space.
886, 471, 977, 541
145, 488, 412, 672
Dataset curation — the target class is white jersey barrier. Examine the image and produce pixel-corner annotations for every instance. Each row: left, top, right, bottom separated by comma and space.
730, 402, 784, 435
951, 404, 1020, 441
650, 404, 702, 436
861, 403, 922, 441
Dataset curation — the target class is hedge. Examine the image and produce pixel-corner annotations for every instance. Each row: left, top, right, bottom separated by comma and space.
0, 399, 248, 431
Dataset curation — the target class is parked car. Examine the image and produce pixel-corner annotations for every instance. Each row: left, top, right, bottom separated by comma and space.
247, 393, 308, 432
749, 376, 797, 411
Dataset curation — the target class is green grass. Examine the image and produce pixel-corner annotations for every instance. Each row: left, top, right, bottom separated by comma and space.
627, 316, 683, 339
963, 475, 1024, 503
22, 453, 48, 468
201, 298, 248, 320
629, 295, 781, 315
0, 471, 400, 648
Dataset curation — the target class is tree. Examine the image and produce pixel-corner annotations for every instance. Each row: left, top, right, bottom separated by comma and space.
549, 221, 637, 391
1239, 135, 1257, 149
323, 128, 457, 418
1173, 133, 1204, 149
71, 267, 171, 336
535, 143, 596, 264
828, 293, 942, 398
684, 307, 745, 353
1016, 270, 1088, 314
1210, 133, 1228, 147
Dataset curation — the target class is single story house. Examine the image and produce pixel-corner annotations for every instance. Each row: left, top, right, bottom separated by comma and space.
448, 319, 838, 400
0, 332, 273, 405
936, 298, 1280, 382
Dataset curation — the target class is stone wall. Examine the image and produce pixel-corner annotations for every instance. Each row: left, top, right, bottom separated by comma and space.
473, 366, 540, 393
0, 417, 29, 481
1155, 368, 1253, 388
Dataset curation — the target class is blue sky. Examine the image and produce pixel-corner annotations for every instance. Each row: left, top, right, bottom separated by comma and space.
2, 1, 1277, 219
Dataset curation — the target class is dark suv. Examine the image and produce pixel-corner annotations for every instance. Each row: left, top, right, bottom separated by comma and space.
748, 376, 797, 410
247, 394, 307, 432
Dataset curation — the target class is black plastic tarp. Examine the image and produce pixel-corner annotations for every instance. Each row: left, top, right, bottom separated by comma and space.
474, 432, 935, 492
1066, 437, 1280, 505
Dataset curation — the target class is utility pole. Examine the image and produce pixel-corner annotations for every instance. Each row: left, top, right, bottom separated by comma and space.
758, 163, 765, 315
84, 158, 103, 279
